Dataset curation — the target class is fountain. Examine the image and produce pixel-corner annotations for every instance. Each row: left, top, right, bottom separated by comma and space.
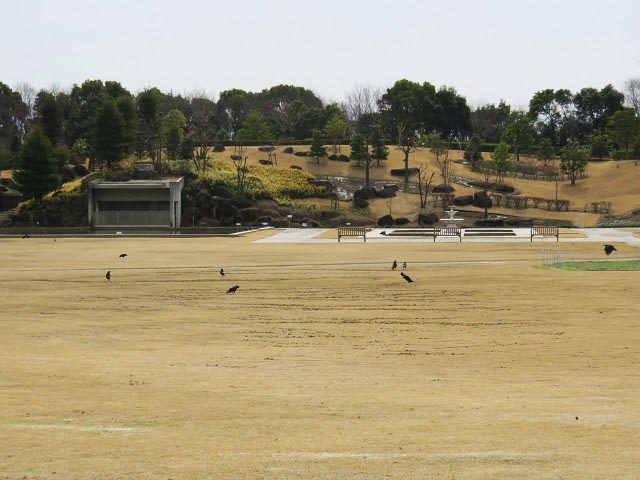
440, 206, 464, 228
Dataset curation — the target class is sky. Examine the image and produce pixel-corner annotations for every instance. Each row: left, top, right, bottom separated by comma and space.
3, 0, 640, 109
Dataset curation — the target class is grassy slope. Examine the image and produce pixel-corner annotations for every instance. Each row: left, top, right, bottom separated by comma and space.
3, 148, 639, 226
234, 146, 640, 227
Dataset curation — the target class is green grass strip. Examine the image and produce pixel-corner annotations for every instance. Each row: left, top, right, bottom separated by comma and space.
558, 260, 640, 271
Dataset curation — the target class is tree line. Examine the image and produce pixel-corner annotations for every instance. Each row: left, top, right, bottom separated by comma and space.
2, 77, 640, 200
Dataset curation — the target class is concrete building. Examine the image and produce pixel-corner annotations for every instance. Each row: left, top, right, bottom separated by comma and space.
88, 177, 184, 228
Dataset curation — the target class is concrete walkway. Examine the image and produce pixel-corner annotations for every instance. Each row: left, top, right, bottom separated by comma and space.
254, 227, 640, 248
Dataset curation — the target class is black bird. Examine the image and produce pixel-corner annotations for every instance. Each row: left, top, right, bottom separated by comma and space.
391, 260, 398, 270
105, 271, 111, 281
219, 268, 225, 276
604, 244, 617, 255
226, 285, 239, 294
401, 272, 414, 283
119, 253, 128, 259
22, 233, 30, 239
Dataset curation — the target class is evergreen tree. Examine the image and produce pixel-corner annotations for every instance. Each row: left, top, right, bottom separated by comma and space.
13, 127, 57, 201
94, 98, 125, 169
309, 129, 327, 164
370, 126, 388, 166
560, 142, 590, 185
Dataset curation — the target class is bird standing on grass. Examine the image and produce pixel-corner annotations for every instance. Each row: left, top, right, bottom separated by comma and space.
226, 285, 239, 294
604, 244, 616, 255
392, 260, 398, 270
220, 268, 225, 276
105, 271, 111, 282
119, 253, 128, 259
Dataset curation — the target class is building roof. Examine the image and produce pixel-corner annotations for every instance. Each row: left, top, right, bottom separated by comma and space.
89, 177, 184, 190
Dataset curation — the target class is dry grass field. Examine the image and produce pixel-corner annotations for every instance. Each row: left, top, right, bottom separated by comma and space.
1, 232, 639, 479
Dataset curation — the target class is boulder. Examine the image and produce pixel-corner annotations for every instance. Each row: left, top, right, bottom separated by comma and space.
283, 146, 294, 154
475, 218, 505, 227
394, 217, 410, 226
432, 183, 455, 193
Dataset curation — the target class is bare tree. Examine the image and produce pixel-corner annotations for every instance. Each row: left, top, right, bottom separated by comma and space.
624, 77, 640, 115
417, 166, 435, 209
343, 84, 381, 122
397, 123, 417, 184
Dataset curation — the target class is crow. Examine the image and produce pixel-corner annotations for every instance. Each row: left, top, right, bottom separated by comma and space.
391, 260, 397, 270
604, 244, 616, 255
220, 268, 225, 276
226, 285, 239, 294
401, 272, 414, 283
105, 271, 111, 281
22, 233, 30, 239
119, 253, 128, 259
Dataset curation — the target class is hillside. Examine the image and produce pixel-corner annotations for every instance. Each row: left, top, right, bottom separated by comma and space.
3, 147, 639, 228
229, 146, 640, 227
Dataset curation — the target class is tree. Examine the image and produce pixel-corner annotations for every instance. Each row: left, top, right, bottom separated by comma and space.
426, 132, 453, 187
235, 110, 274, 143
501, 111, 534, 162
187, 95, 217, 175
350, 133, 373, 187
573, 85, 624, 139
0, 82, 28, 162
536, 138, 555, 167
137, 87, 163, 167
35, 91, 63, 145
370, 126, 388, 167
323, 115, 347, 154
94, 98, 125, 169
13, 127, 57, 201
606, 108, 640, 159
470, 101, 511, 143
487, 142, 514, 183
396, 122, 417, 184
349, 133, 368, 168
529, 88, 574, 146
309, 129, 327, 164
162, 109, 187, 161
560, 142, 589, 185
589, 134, 609, 160
53, 144, 70, 189
624, 77, 640, 115
432, 86, 471, 139
463, 134, 483, 170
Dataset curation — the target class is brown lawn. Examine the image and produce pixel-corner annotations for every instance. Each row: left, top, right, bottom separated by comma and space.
1, 234, 638, 479
237, 147, 640, 227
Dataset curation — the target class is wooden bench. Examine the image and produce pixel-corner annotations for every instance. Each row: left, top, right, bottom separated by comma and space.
337, 226, 367, 242
530, 226, 559, 242
434, 226, 462, 242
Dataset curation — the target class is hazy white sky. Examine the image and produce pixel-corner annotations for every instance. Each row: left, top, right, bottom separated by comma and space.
3, 0, 640, 108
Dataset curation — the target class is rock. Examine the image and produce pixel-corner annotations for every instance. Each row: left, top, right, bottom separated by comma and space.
475, 218, 505, 227
394, 217, 410, 225
432, 184, 455, 193
283, 146, 294, 154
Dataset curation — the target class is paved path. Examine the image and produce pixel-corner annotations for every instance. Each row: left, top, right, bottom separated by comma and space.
254, 227, 640, 248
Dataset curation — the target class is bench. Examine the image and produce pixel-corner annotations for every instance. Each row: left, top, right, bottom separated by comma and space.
434, 226, 462, 242
530, 226, 559, 242
337, 226, 367, 242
